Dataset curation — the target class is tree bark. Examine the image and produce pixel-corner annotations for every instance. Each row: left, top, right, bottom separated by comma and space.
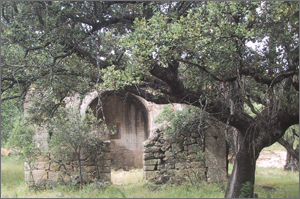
225, 131, 258, 198
284, 144, 299, 171
226, 126, 239, 163
284, 151, 299, 171
277, 138, 299, 162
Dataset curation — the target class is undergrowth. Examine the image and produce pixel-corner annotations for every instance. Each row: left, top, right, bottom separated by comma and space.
1, 155, 299, 198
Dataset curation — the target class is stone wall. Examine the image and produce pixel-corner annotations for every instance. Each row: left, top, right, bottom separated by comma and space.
143, 123, 227, 184
24, 141, 111, 187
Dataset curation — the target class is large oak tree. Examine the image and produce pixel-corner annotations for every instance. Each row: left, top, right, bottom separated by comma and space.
119, 2, 299, 197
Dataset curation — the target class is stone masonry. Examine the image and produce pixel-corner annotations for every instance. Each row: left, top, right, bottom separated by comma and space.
24, 89, 228, 187
143, 120, 227, 184
24, 141, 111, 187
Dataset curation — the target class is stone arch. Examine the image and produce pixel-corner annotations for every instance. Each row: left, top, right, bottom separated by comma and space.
85, 91, 149, 169
80, 90, 100, 114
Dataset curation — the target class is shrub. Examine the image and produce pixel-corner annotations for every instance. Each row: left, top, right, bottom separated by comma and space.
47, 107, 107, 189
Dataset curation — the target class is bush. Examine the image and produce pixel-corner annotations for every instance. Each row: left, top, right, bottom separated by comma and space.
155, 105, 208, 142
47, 107, 107, 188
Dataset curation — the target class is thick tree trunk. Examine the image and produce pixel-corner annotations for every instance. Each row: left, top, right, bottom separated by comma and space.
225, 132, 258, 198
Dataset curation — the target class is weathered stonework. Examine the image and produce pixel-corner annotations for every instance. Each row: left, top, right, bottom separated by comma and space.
143, 125, 227, 184
24, 89, 227, 187
24, 141, 111, 186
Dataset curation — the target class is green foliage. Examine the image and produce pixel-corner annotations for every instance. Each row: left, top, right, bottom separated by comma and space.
47, 106, 106, 187
155, 105, 208, 141
108, 124, 118, 135
154, 105, 176, 124
109, 187, 127, 198
48, 106, 103, 150
243, 100, 264, 118
2, 1, 298, 131
121, 1, 299, 116
5, 117, 40, 186
99, 65, 142, 91
239, 181, 253, 198
1, 1, 143, 118
0, 99, 22, 146
6, 117, 39, 161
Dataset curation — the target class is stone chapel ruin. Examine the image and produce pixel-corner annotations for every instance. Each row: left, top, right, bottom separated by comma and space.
24, 89, 228, 187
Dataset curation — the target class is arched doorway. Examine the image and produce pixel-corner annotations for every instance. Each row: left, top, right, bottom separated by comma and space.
88, 91, 149, 169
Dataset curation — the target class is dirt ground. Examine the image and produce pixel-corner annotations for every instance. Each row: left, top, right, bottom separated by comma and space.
256, 150, 287, 168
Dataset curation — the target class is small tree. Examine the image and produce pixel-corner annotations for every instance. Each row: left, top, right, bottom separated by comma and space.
48, 107, 106, 189
7, 117, 42, 186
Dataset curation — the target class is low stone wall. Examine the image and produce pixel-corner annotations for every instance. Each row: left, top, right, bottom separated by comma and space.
143, 126, 227, 184
24, 141, 111, 187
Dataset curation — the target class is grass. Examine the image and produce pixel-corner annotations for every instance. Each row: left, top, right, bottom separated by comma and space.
262, 142, 286, 151
227, 163, 299, 198
1, 155, 26, 198
1, 155, 299, 198
254, 166, 299, 198
111, 168, 144, 185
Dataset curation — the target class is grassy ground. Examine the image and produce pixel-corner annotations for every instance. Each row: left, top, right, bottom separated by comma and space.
262, 142, 286, 151
227, 163, 299, 198
1, 155, 299, 198
255, 166, 299, 198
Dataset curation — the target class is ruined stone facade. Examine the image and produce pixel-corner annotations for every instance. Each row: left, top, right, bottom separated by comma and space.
143, 121, 227, 184
24, 89, 228, 186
